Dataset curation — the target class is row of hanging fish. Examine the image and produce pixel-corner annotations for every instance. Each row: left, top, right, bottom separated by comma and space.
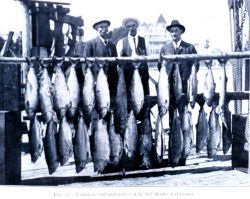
155, 59, 232, 165
24, 58, 157, 174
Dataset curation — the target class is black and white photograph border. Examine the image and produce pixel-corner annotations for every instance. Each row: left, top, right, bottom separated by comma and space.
0, 0, 249, 198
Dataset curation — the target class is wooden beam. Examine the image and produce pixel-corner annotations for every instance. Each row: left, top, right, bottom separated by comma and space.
0, 51, 250, 64
0, 32, 14, 57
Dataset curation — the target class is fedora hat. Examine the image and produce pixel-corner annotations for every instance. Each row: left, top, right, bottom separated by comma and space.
122, 17, 140, 28
166, 20, 185, 33
93, 20, 111, 30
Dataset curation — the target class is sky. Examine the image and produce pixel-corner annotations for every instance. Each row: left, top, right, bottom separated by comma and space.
0, 0, 233, 51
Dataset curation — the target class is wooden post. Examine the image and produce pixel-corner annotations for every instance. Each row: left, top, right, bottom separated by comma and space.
231, 114, 249, 168
0, 111, 24, 185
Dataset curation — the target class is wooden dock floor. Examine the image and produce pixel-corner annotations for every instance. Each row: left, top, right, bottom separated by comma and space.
20, 146, 250, 187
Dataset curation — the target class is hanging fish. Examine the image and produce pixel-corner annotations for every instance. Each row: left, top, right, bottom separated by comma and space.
218, 60, 228, 129
53, 59, 70, 120
154, 114, 166, 164
82, 62, 95, 122
181, 105, 193, 160
28, 115, 43, 163
67, 59, 80, 119
95, 62, 110, 119
157, 61, 170, 117
196, 105, 209, 153
57, 116, 73, 165
92, 118, 110, 173
73, 112, 91, 173
139, 105, 153, 169
207, 105, 221, 158
222, 106, 232, 154
173, 63, 183, 103
204, 61, 215, 107
39, 63, 54, 123
25, 61, 39, 119
187, 64, 198, 109
130, 63, 144, 115
114, 65, 128, 134
124, 110, 139, 160
43, 117, 59, 174
168, 109, 183, 167
108, 110, 123, 166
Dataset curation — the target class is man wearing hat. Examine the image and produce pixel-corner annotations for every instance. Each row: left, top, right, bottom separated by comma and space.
158, 19, 198, 87
158, 20, 199, 167
116, 17, 150, 110
83, 19, 118, 108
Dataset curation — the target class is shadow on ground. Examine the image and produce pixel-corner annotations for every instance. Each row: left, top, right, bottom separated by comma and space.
20, 166, 232, 186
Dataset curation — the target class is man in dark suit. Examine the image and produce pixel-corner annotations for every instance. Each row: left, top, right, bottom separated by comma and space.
158, 20, 199, 166
116, 17, 150, 111
83, 19, 118, 107
158, 20, 198, 94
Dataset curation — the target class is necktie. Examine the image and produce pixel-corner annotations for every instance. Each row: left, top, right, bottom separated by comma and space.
133, 37, 137, 54
104, 39, 108, 46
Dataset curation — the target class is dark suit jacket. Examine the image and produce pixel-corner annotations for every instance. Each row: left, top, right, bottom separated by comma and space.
83, 36, 118, 100
158, 40, 198, 94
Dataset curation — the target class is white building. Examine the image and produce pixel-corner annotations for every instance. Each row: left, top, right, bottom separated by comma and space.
138, 14, 170, 55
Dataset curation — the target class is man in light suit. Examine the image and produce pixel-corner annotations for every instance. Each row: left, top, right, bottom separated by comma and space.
83, 19, 118, 107
158, 20, 199, 167
116, 17, 150, 113
117, 18, 149, 96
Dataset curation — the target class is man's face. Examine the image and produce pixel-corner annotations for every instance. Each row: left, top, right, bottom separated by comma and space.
125, 21, 138, 37
169, 26, 183, 43
95, 22, 110, 39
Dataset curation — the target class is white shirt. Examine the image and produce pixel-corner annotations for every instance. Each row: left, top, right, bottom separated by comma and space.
173, 39, 182, 50
116, 34, 139, 57
99, 36, 108, 46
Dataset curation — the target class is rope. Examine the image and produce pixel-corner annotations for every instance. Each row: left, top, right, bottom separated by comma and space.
231, 0, 246, 114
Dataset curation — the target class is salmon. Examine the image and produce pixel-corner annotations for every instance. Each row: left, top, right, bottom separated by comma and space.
57, 116, 73, 165
124, 110, 138, 160
154, 115, 165, 164
188, 64, 198, 109
82, 62, 95, 121
67, 61, 80, 119
92, 118, 110, 173
53, 60, 70, 120
43, 117, 59, 174
204, 63, 215, 107
207, 106, 221, 158
130, 63, 144, 115
157, 62, 170, 117
181, 105, 193, 159
108, 111, 123, 166
39, 65, 54, 123
73, 112, 91, 173
173, 63, 183, 103
25, 62, 39, 119
168, 109, 183, 167
218, 60, 228, 129
28, 115, 43, 163
196, 105, 209, 153
95, 63, 110, 118
222, 106, 232, 154
115, 65, 128, 134
139, 105, 153, 168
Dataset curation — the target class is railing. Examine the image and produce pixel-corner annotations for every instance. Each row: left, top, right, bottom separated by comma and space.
0, 51, 249, 185
0, 51, 250, 64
